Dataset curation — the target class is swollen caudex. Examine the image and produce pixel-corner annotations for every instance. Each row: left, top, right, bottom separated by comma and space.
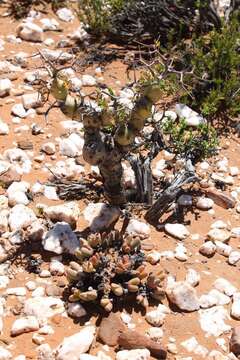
49, 70, 162, 205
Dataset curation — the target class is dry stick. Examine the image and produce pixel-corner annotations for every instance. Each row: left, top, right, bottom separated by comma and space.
145, 161, 198, 223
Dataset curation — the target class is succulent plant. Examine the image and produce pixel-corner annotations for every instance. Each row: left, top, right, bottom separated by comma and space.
66, 230, 165, 312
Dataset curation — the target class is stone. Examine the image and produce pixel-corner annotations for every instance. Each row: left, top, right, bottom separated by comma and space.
0, 79, 12, 97
27, 220, 45, 242
11, 316, 39, 336
211, 220, 228, 229
43, 202, 80, 229
207, 229, 231, 243
175, 104, 205, 127
199, 306, 231, 337
116, 349, 150, 360
196, 197, 214, 210
0, 211, 8, 234
7, 181, 30, 206
43, 186, 59, 201
45, 285, 62, 297
32, 333, 45, 345
166, 281, 200, 312
56, 8, 74, 22
231, 293, 240, 319
175, 243, 188, 261
98, 312, 126, 346
7, 287, 26, 296
0, 163, 21, 186
83, 203, 120, 232
214, 278, 237, 296
22, 92, 42, 109
82, 74, 97, 86
42, 222, 79, 255
204, 189, 236, 209
185, 269, 200, 287
0, 347, 12, 360
146, 327, 163, 342
11, 104, 27, 118
117, 329, 167, 358
37, 344, 54, 360
49, 260, 65, 276
199, 241, 216, 257
164, 223, 190, 240
41, 142, 56, 155
126, 219, 150, 239
181, 337, 208, 357
215, 241, 232, 257
8, 204, 37, 231
0, 120, 9, 135
59, 134, 84, 157
17, 22, 43, 42
3, 148, 31, 174
55, 326, 95, 360
208, 289, 230, 306
40, 18, 60, 31
24, 296, 64, 322
177, 194, 192, 207
67, 302, 87, 318
230, 326, 240, 356
145, 304, 170, 327
228, 251, 240, 265
146, 251, 161, 265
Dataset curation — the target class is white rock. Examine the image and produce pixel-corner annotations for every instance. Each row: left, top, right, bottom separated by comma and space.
39, 270, 51, 278
49, 260, 65, 276
146, 327, 163, 342
43, 186, 59, 201
116, 349, 150, 360
231, 227, 240, 237
199, 306, 231, 337
59, 133, 84, 157
41, 142, 55, 155
8, 204, 37, 231
82, 75, 97, 86
11, 316, 39, 336
70, 77, 82, 92
43, 202, 80, 228
185, 269, 200, 287
24, 296, 64, 322
0, 196, 8, 210
11, 104, 27, 118
0, 347, 12, 360
175, 243, 188, 261
37, 344, 54, 360
165, 223, 190, 240
4, 148, 31, 175
231, 292, 240, 319
175, 104, 205, 127
199, 294, 217, 309
79, 356, 97, 360
0, 210, 8, 234
17, 22, 43, 42
40, 49, 72, 62
207, 229, 231, 243
7, 287, 26, 296
7, 181, 30, 206
56, 8, 74, 22
25, 281, 36, 291
32, 287, 45, 298
42, 222, 79, 255
181, 337, 208, 357
27, 220, 45, 241
14, 356, 26, 360
167, 281, 199, 312
215, 241, 232, 257
83, 203, 120, 232
230, 166, 239, 176
199, 241, 216, 257
0, 120, 9, 135
211, 220, 227, 229
122, 164, 136, 189
146, 251, 161, 265
55, 326, 95, 360
145, 304, 170, 327
40, 18, 60, 31
0, 276, 9, 289
214, 278, 237, 297
228, 251, 240, 265
22, 92, 42, 109
0, 79, 12, 97
126, 219, 150, 239
196, 197, 214, 210
32, 333, 45, 345
38, 325, 54, 335
208, 289, 231, 306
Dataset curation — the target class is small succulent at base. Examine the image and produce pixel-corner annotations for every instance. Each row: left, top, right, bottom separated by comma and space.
66, 230, 166, 312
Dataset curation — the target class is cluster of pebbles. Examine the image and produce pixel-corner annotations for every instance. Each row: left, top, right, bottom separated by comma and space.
0, 2, 240, 360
